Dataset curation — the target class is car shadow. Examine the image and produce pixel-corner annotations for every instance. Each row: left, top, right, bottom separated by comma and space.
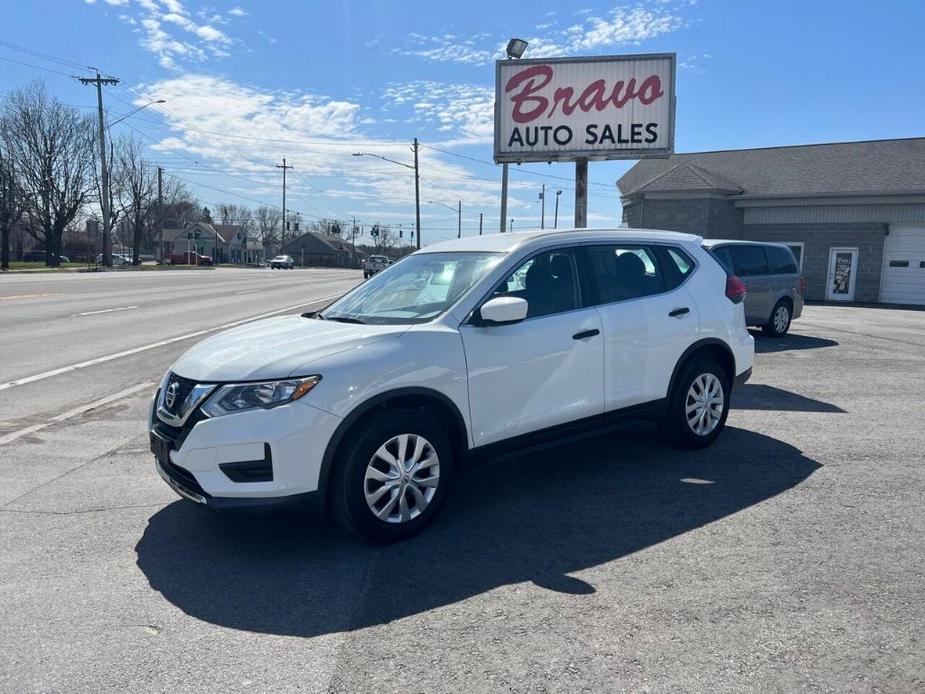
135, 425, 820, 638
752, 333, 839, 353
733, 384, 846, 413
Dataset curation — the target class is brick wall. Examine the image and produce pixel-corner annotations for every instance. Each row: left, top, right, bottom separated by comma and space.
622, 197, 743, 238
743, 223, 887, 302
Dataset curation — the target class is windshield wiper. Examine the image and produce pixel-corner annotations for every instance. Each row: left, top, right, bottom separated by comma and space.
323, 315, 366, 324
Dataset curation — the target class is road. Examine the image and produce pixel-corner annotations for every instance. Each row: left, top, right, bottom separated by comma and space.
0, 267, 361, 439
1, 282, 923, 692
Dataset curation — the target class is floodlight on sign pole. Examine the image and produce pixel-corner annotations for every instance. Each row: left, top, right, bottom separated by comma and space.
506, 38, 528, 59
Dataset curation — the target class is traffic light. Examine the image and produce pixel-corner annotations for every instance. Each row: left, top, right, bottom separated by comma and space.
399, 229, 403, 238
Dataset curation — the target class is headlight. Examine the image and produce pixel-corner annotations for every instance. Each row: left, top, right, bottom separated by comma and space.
201, 375, 321, 417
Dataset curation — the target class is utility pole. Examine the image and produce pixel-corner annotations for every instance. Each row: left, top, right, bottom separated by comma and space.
157, 167, 164, 262
413, 138, 421, 249
499, 163, 509, 232
540, 183, 546, 229
574, 158, 588, 228
79, 70, 119, 267
457, 200, 462, 239
479, 212, 483, 236
276, 157, 293, 243
554, 190, 562, 229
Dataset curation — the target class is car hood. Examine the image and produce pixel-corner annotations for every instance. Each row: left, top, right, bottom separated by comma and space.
170, 315, 408, 382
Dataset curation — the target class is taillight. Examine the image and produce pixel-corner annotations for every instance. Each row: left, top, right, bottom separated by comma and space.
799, 276, 806, 295
725, 275, 746, 304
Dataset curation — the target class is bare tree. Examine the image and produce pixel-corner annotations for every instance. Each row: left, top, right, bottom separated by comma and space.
113, 135, 156, 265
0, 141, 25, 270
1, 81, 96, 267
255, 205, 281, 256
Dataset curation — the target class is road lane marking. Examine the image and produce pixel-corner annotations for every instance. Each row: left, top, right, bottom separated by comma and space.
234, 290, 259, 295
0, 381, 156, 446
0, 293, 61, 300
74, 305, 139, 317
0, 292, 343, 393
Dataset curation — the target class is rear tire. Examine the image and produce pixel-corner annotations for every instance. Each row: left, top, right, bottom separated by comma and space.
664, 358, 730, 449
763, 300, 791, 337
332, 409, 455, 543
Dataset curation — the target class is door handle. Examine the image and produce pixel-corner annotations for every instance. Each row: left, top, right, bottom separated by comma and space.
572, 328, 600, 340
668, 307, 690, 317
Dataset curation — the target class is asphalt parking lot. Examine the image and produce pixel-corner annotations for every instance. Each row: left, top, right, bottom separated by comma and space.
1, 302, 923, 693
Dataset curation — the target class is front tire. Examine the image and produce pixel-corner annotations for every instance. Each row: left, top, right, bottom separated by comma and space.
763, 300, 791, 337
664, 358, 730, 449
332, 410, 455, 543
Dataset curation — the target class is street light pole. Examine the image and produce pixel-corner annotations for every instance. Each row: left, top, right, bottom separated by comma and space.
353, 143, 422, 248
554, 190, 562, 229
457, 200, 461, 239
540, 183, 546, 230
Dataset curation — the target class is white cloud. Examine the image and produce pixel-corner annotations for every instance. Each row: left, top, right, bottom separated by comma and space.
85, 0, 233, 69
228, 6, 246, 17
394, 2, 689, 66
382, 81, 494, 146
131, 75, 512, 223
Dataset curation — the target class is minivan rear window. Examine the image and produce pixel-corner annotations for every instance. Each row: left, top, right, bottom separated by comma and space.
766, 246, 798, 274
710, 246, 734, 274
732, 245, 769, 276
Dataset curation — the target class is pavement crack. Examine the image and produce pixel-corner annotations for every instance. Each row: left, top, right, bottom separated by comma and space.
0, 502, 165, 516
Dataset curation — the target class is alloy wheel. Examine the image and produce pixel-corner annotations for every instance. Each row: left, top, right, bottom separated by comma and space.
685, 373, 725, 436
774, 305, 790, 334
364, 433, 440, 523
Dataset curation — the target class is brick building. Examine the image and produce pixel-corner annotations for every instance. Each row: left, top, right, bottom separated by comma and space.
618, 138, 925, 305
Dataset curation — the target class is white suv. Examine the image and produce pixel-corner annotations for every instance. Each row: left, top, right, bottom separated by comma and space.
150, 229, 753, 542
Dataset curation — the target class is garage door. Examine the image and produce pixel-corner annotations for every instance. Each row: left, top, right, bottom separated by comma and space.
881, 226, 925, 305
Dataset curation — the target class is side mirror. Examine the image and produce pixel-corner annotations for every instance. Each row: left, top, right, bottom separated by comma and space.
475, 296, 528, 326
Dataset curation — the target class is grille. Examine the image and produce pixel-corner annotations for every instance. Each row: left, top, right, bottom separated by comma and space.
165, 372, 197, 414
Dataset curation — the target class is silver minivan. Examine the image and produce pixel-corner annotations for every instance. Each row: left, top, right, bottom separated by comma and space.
704, 240, 804, 336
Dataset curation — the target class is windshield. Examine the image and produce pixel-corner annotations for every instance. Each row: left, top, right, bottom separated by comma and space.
322, 252, 502, 325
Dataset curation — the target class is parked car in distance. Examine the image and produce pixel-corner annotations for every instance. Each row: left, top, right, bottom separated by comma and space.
22, 250, 69, 263
362, 254, 391, 279
97, 253, 131, 266
270, 254, 295, 269
150, 228, 754, 543
704, 240, 804, 336
166, 251, 213, 266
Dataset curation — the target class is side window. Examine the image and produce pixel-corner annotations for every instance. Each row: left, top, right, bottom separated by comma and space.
710, 245, 735, 274
733, 245, 769, 277
765, 246, 798, 274
490, 248, 580, 319
586, 245, 664, 303
657, 246, 695, 291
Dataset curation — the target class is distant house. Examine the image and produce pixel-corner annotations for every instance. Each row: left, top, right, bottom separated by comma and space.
281, 232, 361, 268
162, 223, 264, 264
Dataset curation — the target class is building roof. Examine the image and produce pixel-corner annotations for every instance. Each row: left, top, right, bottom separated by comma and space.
281, 231, 353, 255
618, 137, 925, 199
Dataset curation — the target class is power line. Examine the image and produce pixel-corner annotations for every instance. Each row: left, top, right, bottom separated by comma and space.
0, 39, 93, 71
0, 54, 75, 78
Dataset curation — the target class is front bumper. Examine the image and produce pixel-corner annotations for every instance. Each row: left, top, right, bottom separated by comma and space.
149, 391, 342, 507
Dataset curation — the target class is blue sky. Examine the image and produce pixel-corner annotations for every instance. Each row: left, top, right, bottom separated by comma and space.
2, 0, 924, 243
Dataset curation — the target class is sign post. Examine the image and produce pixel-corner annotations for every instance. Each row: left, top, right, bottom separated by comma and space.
494, 53, 676, 229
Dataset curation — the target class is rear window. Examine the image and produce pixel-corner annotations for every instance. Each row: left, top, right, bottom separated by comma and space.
732, 245, 769, 276
765, 246, 799, 274
709, 245, 734, 274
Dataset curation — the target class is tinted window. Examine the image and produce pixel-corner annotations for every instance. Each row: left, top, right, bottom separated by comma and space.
710, 245, 734, 274
733, 245, 769, 276
586, 245, 664, 303
766, 246, 798, 274
657, 246, 695, 291
490, 249, 579, 318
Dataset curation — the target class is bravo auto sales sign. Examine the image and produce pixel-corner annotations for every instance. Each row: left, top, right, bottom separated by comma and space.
494, 53, 676, 163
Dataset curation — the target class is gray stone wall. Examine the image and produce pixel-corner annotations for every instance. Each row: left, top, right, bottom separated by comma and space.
743, 223, 887, 303
622, 197, 743, 238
